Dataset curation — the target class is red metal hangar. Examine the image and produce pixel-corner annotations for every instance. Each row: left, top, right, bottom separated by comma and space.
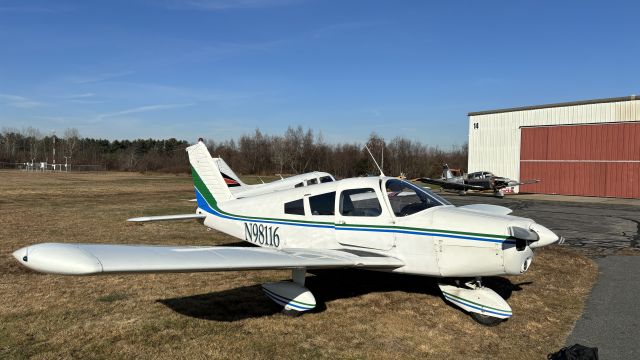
468, 96, 640, 199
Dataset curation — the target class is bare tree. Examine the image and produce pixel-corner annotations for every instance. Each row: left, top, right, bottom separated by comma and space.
63, 128, 80, 163
0, 126, 467, 176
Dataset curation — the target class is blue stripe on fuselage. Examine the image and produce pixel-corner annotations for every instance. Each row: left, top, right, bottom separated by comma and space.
195, 187, 514, 245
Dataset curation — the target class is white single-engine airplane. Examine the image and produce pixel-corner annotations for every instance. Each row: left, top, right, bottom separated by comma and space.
13, 141, 563, 325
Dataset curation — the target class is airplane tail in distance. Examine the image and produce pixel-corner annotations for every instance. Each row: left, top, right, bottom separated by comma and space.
443, 164, 454, 179
186, 141, 236, 205
213, 157, 246, 188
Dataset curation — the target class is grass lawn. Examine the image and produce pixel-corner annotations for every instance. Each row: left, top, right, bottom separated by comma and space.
0, 171, 597, 359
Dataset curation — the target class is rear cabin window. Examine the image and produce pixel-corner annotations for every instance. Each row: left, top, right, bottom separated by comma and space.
320, 176, 334, 183
306, 178, 318, 186
309, 192, 335, 215
340, 188, 382, 217
284, 199, 305, 215
294, 182, 304, 188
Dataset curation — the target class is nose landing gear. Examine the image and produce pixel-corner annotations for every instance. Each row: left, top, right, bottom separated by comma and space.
438, 278, 511, 326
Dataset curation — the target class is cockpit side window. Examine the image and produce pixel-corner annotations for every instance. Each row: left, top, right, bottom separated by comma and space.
339, 188, 381, 217
306, 178, 318, 186
385, 179, 450, 217
309, 192, 335, 215
320, 176, 334, 183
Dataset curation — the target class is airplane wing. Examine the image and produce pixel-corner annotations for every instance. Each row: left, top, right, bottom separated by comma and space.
127, 214, 206, 222
494, 178, 540, 189
415, 178, 485, 191
12, 243, 404, 275
510, 179, 540, 186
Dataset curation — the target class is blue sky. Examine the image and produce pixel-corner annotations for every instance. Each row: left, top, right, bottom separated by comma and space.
1, 0, 638, 146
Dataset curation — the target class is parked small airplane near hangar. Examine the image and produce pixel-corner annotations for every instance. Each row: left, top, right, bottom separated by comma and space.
13, 142, 562, 325
416, 164, 540, 198
130, 149, 336, 222
213, 156, 336, 198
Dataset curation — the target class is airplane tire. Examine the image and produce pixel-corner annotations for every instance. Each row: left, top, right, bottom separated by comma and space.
471, 313, 504, 326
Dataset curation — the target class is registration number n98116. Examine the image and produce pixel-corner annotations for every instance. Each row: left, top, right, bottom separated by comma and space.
244, 223, 281, 247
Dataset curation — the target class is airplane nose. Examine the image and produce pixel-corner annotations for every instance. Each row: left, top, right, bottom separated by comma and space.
529, 223, 561, 248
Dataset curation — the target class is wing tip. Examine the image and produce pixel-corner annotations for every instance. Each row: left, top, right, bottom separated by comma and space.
14, 243, 103, 275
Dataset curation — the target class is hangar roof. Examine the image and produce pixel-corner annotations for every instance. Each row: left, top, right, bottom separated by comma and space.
468, 95, 639, 116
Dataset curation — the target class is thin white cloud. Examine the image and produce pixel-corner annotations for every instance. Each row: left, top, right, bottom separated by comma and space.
69, 99, 106, 104
66, 93, 96, 99
0, 4, 75, 13
162, 0, 301, 10
67, 71, 134, 84
97, 103, 194, 119
175, 39, 287, 64
0, 94, 46, 108
65, 93, 104, 104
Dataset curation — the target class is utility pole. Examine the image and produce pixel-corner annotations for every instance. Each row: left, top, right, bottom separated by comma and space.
52, 130, 56, 170
381, 140, 384, 173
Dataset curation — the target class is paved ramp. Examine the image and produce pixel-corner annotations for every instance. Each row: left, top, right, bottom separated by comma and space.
565, 256, 640, 359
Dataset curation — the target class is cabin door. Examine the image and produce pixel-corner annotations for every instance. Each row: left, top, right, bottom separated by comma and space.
335, 186, 395, 251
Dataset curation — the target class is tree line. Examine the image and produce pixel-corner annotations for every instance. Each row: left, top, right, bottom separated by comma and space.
0, 126, 467, 178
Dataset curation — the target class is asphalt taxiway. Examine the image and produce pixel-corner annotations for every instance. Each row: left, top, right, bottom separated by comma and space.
443, 192, 640, 358
443, 193, 640, 256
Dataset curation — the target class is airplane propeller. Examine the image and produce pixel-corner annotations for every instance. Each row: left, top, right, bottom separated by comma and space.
509, 224, 562, 251
509, 226, 539, 251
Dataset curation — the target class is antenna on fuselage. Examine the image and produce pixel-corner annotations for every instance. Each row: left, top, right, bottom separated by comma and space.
364, 145, 385, 177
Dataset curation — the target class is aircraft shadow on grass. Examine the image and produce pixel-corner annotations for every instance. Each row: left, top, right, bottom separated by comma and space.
157, 269, 531, 322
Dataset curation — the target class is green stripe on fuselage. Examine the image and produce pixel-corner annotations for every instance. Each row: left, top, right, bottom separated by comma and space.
190, 167, 508, 240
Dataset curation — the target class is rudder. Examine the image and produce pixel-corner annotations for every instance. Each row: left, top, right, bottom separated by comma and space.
187, 141, 236, 206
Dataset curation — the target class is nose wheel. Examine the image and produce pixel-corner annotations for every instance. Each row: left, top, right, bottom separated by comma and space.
471, 312, 505, 326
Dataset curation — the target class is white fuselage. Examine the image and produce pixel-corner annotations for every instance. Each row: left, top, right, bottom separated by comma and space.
232, 172, 335, 198
195, 177, 544, 278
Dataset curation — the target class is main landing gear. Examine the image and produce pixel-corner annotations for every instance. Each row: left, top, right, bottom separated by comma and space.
438, 278, 511, 326
262, 271, 511, 326
262, 268, 316, 316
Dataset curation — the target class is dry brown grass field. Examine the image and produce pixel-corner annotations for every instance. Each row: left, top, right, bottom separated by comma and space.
0, 171, 597, 359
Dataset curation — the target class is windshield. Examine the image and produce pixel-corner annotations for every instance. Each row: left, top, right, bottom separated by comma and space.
384, 179, 451, 217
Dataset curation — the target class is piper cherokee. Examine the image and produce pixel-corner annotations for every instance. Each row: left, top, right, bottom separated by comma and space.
416, 164, 540, 198
13, 141, 563, 325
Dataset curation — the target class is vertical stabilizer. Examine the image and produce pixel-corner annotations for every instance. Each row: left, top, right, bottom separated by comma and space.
443, 164, 454, 179
187, 141, 235, 204
213, 157, 246, 188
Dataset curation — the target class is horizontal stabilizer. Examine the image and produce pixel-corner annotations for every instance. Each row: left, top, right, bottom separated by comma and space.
13, 243, 404, 275
127, 214, 206, 222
